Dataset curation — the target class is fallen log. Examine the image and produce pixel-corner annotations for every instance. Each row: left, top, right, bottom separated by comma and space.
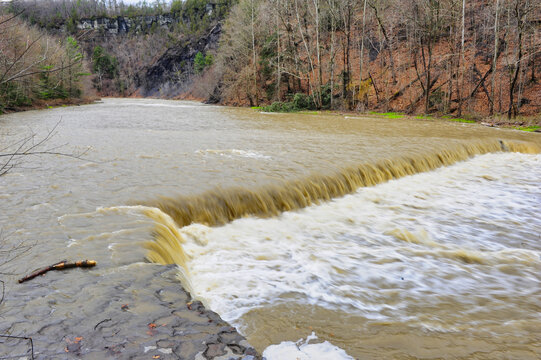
18, 260, 97, 283
406, 75, 442, 113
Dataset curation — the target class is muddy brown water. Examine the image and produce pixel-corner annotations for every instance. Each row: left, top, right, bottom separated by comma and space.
1, 98, 540, 359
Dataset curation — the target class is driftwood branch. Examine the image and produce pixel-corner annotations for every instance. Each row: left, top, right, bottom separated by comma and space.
369, 72, 380, 102
94, 318, 112, 331
384, 75, 420, 104
406, 74, 442, 113
469, 64, 493, 101
18, 260, 97, 283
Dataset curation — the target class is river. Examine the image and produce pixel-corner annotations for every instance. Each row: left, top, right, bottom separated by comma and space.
1, 98, 540, 359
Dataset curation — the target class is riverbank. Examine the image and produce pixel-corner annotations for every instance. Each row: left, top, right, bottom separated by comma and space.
2, 264, 260, 359
178, 93, 541, 131
0, 97, 100, 115
3, 95, 540, 133
369, 112, 541, 132
254, 107, 541, 132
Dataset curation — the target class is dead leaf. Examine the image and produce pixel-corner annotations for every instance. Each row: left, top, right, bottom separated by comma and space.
148, 323, 157, 329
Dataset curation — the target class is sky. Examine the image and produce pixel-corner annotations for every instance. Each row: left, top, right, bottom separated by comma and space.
0, 0, 173, 4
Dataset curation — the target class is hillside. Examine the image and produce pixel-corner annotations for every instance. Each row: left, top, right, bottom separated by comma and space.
4, 0, 540, 121
207, 0, 540, 120
5, 0, 232, 101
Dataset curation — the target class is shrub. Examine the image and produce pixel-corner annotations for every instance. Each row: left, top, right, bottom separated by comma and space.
320, 84, 332, 109
92, 46, 119, 79
194, 51, 213, 74
261, 93, 318, 113
293, 93, 314, 110
37, 65, 68, 99
262, 101, 298, 113
0, 83, 32, 112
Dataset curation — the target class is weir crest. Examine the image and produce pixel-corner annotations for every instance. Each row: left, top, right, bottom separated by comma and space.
141, 139, 540, 276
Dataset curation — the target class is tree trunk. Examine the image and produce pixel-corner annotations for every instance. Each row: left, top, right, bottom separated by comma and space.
295, 0, 318, 106
327, 0, 337, 109
275, 0, 281, 101
458, 0, 466, 117
490, 0, 499, 115
314, 0, 322, 107
370, 3, 396, 84
508, 0, 523, 119
359, 0, 367, 87
251, 0, 258, 106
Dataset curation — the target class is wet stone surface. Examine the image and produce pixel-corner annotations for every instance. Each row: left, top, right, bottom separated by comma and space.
0, 264, 260, 359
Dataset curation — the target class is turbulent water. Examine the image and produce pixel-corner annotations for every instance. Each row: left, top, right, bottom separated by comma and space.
171, 152, 541, 359
1, 98, 540, 359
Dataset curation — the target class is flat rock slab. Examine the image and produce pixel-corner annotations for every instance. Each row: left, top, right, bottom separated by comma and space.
0, 263, 260, 359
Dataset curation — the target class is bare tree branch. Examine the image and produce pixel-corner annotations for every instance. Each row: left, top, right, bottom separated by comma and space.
0, 9, 25, 27
0, 120, 94, 177
0, 34, 45, 85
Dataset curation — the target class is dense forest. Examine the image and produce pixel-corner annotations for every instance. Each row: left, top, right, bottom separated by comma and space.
1, 0, 540, 119
211, 0, 539, 118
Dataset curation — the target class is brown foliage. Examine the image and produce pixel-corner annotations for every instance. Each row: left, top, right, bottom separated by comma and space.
213, 0, 540, 118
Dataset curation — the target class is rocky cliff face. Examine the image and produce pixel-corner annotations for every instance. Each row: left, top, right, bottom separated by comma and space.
67, 5, 223, 99
141, 24, 222, 98
76, 14, 176, 35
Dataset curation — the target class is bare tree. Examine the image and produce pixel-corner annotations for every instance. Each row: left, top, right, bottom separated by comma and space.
490, 0, 500, 115
369, 0, 397, 84
250, 0, 259, 106
0, 11, 88, 112
294, 0, 320, 107
507, 0, 536, 119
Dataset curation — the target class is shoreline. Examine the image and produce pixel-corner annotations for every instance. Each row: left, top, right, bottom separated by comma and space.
3, 264, 261, 359
3, 96, 539, 132
0, 96, 100, 115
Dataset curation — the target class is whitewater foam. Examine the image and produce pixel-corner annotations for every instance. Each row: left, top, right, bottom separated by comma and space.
262, 333, 354, 360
